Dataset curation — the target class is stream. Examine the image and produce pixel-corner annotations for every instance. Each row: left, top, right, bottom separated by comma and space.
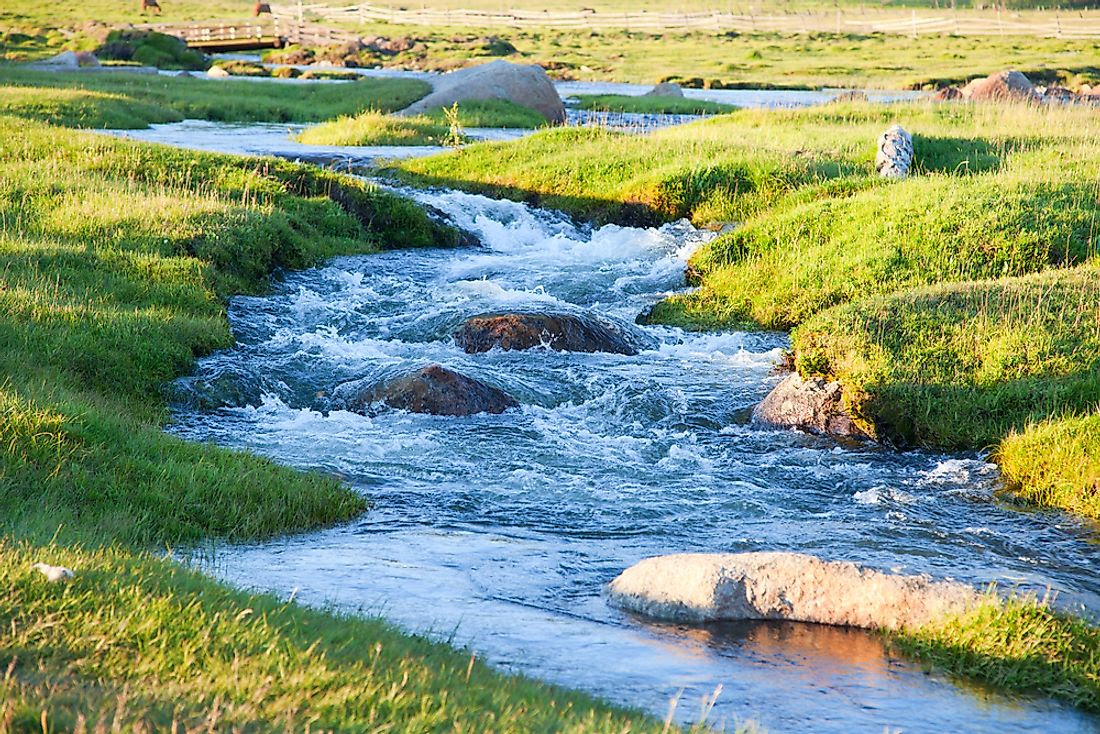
166, 179, 1100, 731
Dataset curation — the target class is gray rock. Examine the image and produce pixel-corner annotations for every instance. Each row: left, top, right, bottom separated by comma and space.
875, 124, 914, 179
400, 59, 564, 124
961, 70, 1038, 103
332, 365, 518, 417
644, 81, 684, 98
454, 312, 641, 355
606, 552, 978, 631
752, 372, 867, 438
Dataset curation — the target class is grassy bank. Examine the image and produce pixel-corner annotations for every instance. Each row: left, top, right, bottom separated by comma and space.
0, 116, 706, 731
0, 67, 430, 128
1, 541, 698, 733
573, 94, 738, 115
895, 594, 1100, 712
299, 100, 547, 146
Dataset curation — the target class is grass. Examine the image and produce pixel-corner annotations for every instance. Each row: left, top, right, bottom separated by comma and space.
0, 66, 430, 128
997, 414, 1100, 519
298, 101, 547, 147
0, 118, 464, 547
0, 116, 718, 731
251, 25, 1100, 91
0, 540, 716, 734
298, 110, 459, 146
423, 98, 548, 128
572, 93, 738, 115
894, 594, 1100, 712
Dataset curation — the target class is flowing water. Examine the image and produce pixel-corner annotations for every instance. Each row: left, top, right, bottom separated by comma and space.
171, 186, 1100, 732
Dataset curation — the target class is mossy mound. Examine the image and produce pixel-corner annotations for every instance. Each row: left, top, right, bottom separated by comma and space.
95, 29, 208, 71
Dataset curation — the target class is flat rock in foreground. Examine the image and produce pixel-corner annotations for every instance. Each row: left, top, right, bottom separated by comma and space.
333, 365, 518, 416
400, 59, 564, 124
752, 372, 867, 439
454, 312, 641, 355
606, 552, 977, 630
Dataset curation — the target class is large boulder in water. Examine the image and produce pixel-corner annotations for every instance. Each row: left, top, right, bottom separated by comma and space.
400, 59, 564, 124
332, 365, 518, 416
605, 552, 978, 631
961, 70, 1038, 103
454, 313, 640, 355
752, 372, 867, 439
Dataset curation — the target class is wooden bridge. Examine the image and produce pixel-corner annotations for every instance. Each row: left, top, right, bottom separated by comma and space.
141, 18, 362, 51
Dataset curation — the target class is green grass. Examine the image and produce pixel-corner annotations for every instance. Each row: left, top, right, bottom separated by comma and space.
894, 594, 1100, 712
998, 414, 1100, 519
573, 93, 737, 115
0, 67, 431, 128
298, 110, 459, 146
0, 118, 464, 547
423, 98, 548, 128
0, 540, 716, 733
790, 265, 1100, 448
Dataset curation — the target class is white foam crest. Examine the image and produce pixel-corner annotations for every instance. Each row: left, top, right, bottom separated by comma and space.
646, 338, 783, 369
227, 394, 437, 459
293, 326, 414, 365
853, 485, 918, 506
445, 279, 571, 308
656, 442, 715, 474
918, 458, 998, 487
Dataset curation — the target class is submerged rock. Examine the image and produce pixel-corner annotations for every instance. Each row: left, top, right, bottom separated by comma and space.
644, 81, 684, 98
962, 70, 1038, 103
752, 372, 867, 439
875, 124, 914, 179
606, 552, 977, 630
400, 59, 564, 124
454, 313, 640, 355
332, 365, 518, 416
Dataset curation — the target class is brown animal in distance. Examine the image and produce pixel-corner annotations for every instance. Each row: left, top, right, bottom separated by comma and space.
141, 0, 162, 13
254, 2, 272, 15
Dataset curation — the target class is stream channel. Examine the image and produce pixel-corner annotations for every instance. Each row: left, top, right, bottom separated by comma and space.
111, 117, 1100, 732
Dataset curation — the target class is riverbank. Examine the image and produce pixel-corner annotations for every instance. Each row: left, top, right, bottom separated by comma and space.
0, 117, 702, 732
0, 66, 430, 127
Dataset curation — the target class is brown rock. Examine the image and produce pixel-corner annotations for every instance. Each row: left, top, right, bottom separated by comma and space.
932, 86, 964, 101
454, 313, 640, 355
961, 70, 1038, 102
333, 365, 518, 416
752, 372, 867, 439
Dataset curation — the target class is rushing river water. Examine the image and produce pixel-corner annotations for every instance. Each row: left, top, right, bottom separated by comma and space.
170, 184, 1100, 732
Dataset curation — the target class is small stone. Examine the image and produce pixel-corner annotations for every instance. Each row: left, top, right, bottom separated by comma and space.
32, 563, 74, 583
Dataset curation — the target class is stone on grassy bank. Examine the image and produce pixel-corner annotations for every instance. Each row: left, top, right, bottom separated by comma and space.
962, 70, 1038, 102
606, 552, 977, 630
875, 124, 914, 179
333, 365, 518, 416
454, 313, 642, 355
753, 372, 867, 439
400, 60, 565, 124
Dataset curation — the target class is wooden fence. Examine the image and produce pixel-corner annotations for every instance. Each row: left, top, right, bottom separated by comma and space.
270, 3, 1100, 38
142, 18, 362, 49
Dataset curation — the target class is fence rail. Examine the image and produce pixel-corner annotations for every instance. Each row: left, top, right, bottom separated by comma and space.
270, 3, 1100, 38
142, 18, 362, 48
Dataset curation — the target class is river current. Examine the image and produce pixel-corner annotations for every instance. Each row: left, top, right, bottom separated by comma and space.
170, 185, 1100, 732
